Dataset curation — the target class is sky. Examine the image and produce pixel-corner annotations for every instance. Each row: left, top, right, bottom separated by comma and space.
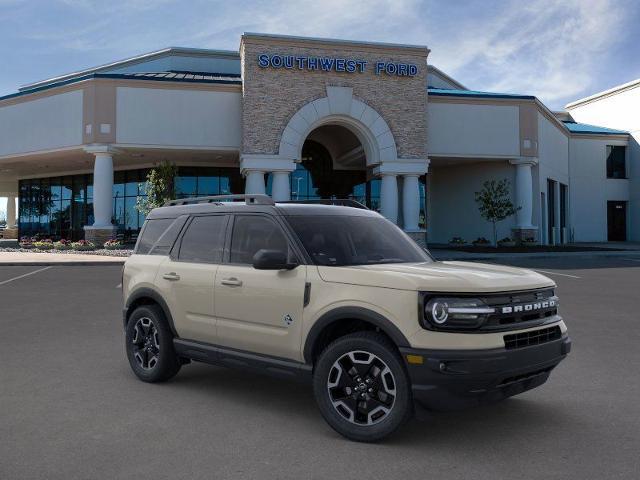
1, 0, 640, 212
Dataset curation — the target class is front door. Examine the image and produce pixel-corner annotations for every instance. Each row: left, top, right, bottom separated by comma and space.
607, 201, 627, 241
214, 214, 307, 361
156, 214, 229, 344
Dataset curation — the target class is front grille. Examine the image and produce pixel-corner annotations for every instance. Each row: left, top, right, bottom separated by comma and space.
504, 325, 562, 350
481, 289, 558, 331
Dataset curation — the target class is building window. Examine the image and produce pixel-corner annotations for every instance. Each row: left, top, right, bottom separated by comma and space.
606, 146, 626, 179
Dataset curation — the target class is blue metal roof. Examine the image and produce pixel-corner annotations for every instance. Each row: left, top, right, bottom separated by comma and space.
0, 71, 242, 103
562, 121, 628, 135
428, 87, 535, 100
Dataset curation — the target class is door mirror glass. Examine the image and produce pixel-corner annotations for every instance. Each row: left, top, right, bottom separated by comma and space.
252, 249, 297, 270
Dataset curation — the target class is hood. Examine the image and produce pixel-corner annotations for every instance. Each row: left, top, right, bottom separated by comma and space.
317, 261, 555, 293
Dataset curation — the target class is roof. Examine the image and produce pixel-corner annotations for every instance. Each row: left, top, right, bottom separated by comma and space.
0, 71, 242, 103
427, 66, 467, 90
562, 121, 628, 135
565, 78, 640, 109
19, 47, 240, 92
428, 87, 535, 100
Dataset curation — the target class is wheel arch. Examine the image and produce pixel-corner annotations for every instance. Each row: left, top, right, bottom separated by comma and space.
303, 307, 410, 364
124, 287, 178, 337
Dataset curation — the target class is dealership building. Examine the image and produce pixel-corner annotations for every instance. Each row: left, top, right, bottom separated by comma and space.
0, 33, 637, 245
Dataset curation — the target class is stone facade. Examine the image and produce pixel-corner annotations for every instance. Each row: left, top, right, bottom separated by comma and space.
240, 34, 429, 161
84, 226, 117, 247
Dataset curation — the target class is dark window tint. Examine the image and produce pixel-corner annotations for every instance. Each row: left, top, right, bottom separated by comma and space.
136, 218, 174, 254
178, 215, 227, 263
287, 215, 431, 266
230, 216, 289, 264
606, 146, 626, 179
149, 215, 188, 255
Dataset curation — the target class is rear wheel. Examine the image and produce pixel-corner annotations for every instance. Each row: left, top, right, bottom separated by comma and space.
125, 305, 181, 383
313, 332, 413, 442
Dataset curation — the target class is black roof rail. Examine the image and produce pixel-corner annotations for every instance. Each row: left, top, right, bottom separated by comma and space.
164, 194, 275, 207
279, 199, 369, 209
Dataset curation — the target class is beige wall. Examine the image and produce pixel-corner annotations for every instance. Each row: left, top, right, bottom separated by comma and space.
240, 35, 429, 159
0, 90, 83, 157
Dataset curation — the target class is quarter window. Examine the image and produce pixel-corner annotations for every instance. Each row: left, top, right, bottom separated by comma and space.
136, 218, 174, 254
178, 215, 227, 263
606, 146, 626, 179
229, 216, 289, 264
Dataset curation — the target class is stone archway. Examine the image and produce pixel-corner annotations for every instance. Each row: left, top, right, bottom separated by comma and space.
278, 86, 398, 166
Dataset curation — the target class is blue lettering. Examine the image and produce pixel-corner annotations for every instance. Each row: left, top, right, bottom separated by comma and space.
357, 61, 367, 73
258, 54, 269, 68
398, 64, 408, 76
270, 55, 283, 68
386, 63, 397, 75
408, 64, 417, 76
308, 57, 318, 70
375, 62, 385, 75
346, 60, 356, 73
335, 58, 346, 72
283, 55, 294, 69
320, 57, 335, 71
296, 56, 307, 69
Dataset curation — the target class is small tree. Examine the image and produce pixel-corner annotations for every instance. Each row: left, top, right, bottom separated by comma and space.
474, 179, 519, 246
136, 161, 178, 215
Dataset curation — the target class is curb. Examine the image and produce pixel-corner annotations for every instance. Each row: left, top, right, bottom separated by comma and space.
0, 260, 126, 266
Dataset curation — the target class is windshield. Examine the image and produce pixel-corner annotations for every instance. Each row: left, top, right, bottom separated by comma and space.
286, 215, 432, 266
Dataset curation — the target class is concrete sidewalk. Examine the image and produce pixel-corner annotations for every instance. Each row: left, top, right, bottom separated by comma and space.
431, 248, 640, 261
0, 251, 127, 266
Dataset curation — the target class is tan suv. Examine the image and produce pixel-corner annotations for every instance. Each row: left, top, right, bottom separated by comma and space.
122, 194, 570, 442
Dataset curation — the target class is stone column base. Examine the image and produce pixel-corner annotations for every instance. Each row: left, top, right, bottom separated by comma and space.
1, 227, 18, 239
511, 227, 538, 243
84, 226, 117, 247
405, 230, 427, 248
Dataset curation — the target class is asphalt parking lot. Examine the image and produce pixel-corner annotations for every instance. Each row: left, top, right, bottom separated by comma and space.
1, 257, 639, 479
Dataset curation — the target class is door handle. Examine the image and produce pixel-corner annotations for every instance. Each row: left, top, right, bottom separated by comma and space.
221, 277, 243, 287
162, 272, 181, 281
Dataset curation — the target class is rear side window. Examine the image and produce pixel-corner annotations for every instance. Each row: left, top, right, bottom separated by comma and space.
178, 215, 228, 263
229, 215, 289, 264
136, 218, 174, 254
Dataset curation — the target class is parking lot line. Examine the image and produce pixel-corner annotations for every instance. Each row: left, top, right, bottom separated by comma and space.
533, 269, 581, 279
0, 266, 52, 286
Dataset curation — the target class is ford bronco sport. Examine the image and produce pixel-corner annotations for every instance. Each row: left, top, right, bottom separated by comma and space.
122, 194, 570, 442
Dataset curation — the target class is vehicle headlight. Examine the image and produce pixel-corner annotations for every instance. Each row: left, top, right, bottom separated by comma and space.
423, 297, 495, 330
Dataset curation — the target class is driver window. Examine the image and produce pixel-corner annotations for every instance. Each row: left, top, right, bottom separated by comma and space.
229, 215, 290, 264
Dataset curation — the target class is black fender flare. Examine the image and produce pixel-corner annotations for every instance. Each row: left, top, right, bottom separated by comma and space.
303, 306, 410, 363
124, 287, 179, 337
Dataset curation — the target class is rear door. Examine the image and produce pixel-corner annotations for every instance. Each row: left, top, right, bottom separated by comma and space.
214, 214, 307, 361
156, 214, 229, 344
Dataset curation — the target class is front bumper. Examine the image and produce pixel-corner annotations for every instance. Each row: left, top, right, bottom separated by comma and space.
400, 335, 571, 411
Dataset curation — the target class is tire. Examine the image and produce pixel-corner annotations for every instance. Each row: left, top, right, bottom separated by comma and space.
313, 332, 413, 442
125, 304, 181, 383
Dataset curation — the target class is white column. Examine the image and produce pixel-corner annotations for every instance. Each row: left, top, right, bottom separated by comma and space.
380, 174, 399, 224
271, 171, 291, 202
402, 175, 420, 231
245, 170, 266, 195
92, 152, 114, 227
511, 159, 536, 228
6, 195, 17, 228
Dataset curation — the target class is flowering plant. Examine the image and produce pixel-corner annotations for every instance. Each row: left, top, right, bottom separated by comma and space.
71, 240, 96, 251
54, 239, 73, 250
19, 236, 34, 249
103, 239, 123, 250
33, 239, 54, 250
448, 236, 466, 245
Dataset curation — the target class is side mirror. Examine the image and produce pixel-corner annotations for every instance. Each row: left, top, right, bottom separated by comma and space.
252, 249, 298, 270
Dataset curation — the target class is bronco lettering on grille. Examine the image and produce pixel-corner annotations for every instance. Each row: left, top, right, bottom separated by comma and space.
501, 299, 556, 314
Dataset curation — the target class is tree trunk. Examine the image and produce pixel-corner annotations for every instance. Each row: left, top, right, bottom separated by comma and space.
492, 221, 497, 247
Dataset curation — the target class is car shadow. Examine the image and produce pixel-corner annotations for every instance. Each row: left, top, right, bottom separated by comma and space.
161, 361, 579, 446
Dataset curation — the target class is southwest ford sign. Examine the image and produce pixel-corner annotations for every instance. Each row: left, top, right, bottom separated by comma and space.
257, 54, 418, 77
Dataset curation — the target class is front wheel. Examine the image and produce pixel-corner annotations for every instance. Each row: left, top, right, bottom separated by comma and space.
125, 304, 181, 383
313, 332, 413, 442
